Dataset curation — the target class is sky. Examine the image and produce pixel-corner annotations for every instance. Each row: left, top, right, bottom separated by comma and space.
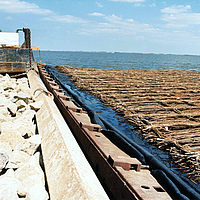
1, 0, 200, 55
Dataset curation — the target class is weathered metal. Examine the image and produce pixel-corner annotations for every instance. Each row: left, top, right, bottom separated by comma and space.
0, 28, 35, 73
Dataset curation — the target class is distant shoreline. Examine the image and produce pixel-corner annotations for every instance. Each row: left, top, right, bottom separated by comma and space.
34, 50, 200, 57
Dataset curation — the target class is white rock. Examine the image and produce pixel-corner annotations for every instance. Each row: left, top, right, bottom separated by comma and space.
2, 74, 11, 81
22, 109, 36, 121
0, 184, 19, 200
17, 174, 44, 197
29, 101, 43, 111
10, 96, 19, 103
0, 169, 21, 200
0, 149, 9, 171
0, 87, 3, 93
17, 182, 27, 197
25, 182, 49, 200
17, 107, 27, 113
15, 135, 41, 156
9, 150, 31, 168
16, 100, 27, 109
7, 101, 17, 116
17, 77, 28, 84
0, 142, 12, 157
2, 90, 10, 98
0, 127, 25, 150
0, 96, 9, 107
2, 168, 15, 178
1, 121, 15, 132
13, 120, 35, 137
4, 83, 16, 91
5, 162, 18, 170
14, 152, 45, 184
14, 91, 29, 104
0, 113, 12, 123
0, 106, 9, 115
27, 135, 41, 145
17, 80, 31, 97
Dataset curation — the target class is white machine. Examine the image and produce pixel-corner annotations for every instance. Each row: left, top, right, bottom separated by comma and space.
0, 32, 19, 46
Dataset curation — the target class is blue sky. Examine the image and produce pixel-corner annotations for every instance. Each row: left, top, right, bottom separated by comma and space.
1, 0, 200, 55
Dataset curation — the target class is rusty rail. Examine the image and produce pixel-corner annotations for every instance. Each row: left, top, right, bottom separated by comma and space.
38, 64, 171, 200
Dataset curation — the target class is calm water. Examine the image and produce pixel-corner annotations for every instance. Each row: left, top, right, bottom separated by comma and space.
34, 51, 200, 71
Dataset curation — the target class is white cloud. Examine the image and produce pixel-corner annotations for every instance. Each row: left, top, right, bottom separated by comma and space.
88, 12, 105, 17
109, 0, 145, 2
161, 13, 200, 26
0, 0, 88, 24
161, 5, 200, 28
0, 0, 53, 15
134, 3, 145, 7
6, 16, 14, 20
150, 3, 156, 7
43, 14, 87, 23
161, 5, 191, 14
96, 2, 103, 8
126, 18, 135, 22
105, 14, 122, 23
79, 13, 159, 37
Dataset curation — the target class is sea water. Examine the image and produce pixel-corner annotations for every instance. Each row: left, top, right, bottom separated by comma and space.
34, 51, 200, 71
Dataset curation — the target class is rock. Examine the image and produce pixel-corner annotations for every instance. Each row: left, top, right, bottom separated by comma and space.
7, 101, 17, 116
17, 77, 28, 84
0, 142, 12, 157
13, 120, 35, 137
8, 150, 31, 169
27, 135, 41, 145
14, 152, 45, 184
17, 174, 44, 197
0, 88, 3, 94
0, 183, 20, 200
17, 181, 27, 197
0, 106, 9, 115
17, 78, 31, 98
15, 135, 41, 156
0, 169, 21, 200
0, 149, 9, 171
0, 127, 25, 150
10, 96, 19, 103
0, 96, 9, 107
17, 107, 27, 113
0, 113, 12, 123
2, 74, 11, 81
5, 162, 18, 170
12, 112, 36, 137
4, 83, 16, 91
14, 91, 29, 104
16, 100, 27, 110
25, 182, 49, 200
29, 101, 43, 111
1, 121, 15, 131
22, 109, 36, 121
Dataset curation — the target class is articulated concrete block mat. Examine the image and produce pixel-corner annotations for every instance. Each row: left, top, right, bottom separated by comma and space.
28, 70, 108, 200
